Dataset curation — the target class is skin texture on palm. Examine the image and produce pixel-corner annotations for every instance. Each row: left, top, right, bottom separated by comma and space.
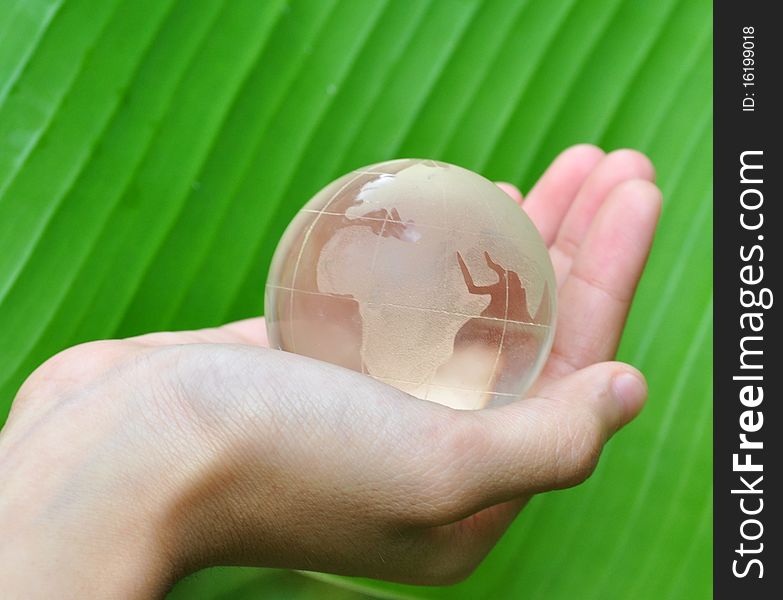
0, 146, 661, 599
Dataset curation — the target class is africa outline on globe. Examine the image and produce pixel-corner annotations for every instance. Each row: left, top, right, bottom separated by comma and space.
265, 159, 556, 410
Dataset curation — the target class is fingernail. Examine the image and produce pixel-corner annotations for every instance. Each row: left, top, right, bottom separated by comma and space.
611, 371, 647, 422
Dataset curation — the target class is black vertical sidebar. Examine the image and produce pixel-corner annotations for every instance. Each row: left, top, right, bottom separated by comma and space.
714, 2, 780, 598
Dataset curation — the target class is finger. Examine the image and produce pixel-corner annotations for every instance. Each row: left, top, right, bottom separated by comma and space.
495, 181, 523, 206
522, 144, 605, 244
129, 317, 269, 347
410, 362, 647, 528
545, 179, 661, 380
550, 149, 655, 286
483, 362, 647, 492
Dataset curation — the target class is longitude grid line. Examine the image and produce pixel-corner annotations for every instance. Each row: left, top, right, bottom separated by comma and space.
422, 159, 449, 401
366, 211, 390, 275
484, 260, 509, 394
362, 209, 390, 374
287, 171, 370, 353
464, 169, 522, 400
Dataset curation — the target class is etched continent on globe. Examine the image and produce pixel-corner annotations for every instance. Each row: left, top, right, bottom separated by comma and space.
265, 159, 556, 410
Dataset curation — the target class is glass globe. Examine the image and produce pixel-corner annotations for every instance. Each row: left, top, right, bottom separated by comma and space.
265, 159, 556, 409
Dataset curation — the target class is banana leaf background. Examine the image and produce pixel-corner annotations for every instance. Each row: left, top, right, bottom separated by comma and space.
0, 0, 712, 598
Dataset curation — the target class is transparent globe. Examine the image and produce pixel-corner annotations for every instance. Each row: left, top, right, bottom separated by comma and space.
265, 159, 556, 410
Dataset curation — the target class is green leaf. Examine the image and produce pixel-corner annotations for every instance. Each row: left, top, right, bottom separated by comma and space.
0, 0, 712, 599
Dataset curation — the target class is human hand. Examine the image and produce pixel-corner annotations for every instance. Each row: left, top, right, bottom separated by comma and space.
0, 146, 660, 598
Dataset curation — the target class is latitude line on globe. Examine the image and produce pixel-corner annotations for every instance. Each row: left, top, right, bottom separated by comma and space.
298, 209, 528, 242
265, 284, 550, 328
376, 376, 522, 399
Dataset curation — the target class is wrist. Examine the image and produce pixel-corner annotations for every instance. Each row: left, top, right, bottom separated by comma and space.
0, 500, 172, 599
0, 393, 176, 598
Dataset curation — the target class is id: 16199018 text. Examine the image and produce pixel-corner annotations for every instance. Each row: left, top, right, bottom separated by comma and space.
742, 26, 755, 112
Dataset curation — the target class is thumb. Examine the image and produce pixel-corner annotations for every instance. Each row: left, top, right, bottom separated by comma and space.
448, 362, 647, 515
